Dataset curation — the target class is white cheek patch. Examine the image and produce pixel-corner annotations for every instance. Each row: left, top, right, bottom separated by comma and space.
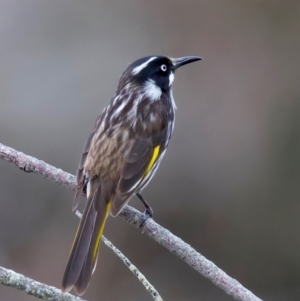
132, 57, 157, 75
169, 72, 174, 86
143, 80, 162, 101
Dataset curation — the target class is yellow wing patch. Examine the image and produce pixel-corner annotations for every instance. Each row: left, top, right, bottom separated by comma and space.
144, 145, 160, 177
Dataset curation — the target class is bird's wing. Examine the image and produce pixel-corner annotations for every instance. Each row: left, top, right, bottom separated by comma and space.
111, 106, 169, 216
72, 114, 104, 211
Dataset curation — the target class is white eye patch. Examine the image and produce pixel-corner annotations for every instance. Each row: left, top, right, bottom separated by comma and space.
160, 64, 167, 72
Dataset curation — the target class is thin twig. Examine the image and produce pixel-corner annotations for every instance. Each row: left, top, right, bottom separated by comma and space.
75, 211, 163, 301
0, 142, 263, 301
0, 266, 87, 301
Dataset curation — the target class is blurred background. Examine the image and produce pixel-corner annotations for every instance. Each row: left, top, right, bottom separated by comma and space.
1, 0, 300, 300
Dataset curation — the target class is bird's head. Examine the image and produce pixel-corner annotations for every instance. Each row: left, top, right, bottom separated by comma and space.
119, 55, 202, 100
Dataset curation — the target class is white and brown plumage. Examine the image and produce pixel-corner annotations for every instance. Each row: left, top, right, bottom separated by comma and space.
62, 55, 201, 295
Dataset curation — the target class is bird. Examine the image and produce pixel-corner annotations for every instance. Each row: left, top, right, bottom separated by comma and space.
61, 55, 202, 295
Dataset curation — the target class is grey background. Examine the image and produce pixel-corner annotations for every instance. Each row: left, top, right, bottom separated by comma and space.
1, 1, 300, 300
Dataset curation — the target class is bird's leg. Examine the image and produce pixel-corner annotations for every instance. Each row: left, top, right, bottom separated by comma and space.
136, 192, 153, 225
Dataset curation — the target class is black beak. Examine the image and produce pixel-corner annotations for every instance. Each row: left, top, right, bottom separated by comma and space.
172, 56, 202, 70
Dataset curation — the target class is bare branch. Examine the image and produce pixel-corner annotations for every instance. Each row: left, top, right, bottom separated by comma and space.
0, 142, 263, 301
0, 266, 87, 301
121, 206, 261, 300
0, 143, 76, 190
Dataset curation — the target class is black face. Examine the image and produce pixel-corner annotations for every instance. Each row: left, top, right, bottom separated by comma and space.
129, 56, 174, 91
120, 55, 202, 92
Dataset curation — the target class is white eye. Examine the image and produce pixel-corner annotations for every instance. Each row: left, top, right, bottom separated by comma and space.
160, 64, 167, 72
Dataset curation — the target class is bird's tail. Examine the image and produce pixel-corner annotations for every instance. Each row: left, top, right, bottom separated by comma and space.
62, 180, 113, 296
